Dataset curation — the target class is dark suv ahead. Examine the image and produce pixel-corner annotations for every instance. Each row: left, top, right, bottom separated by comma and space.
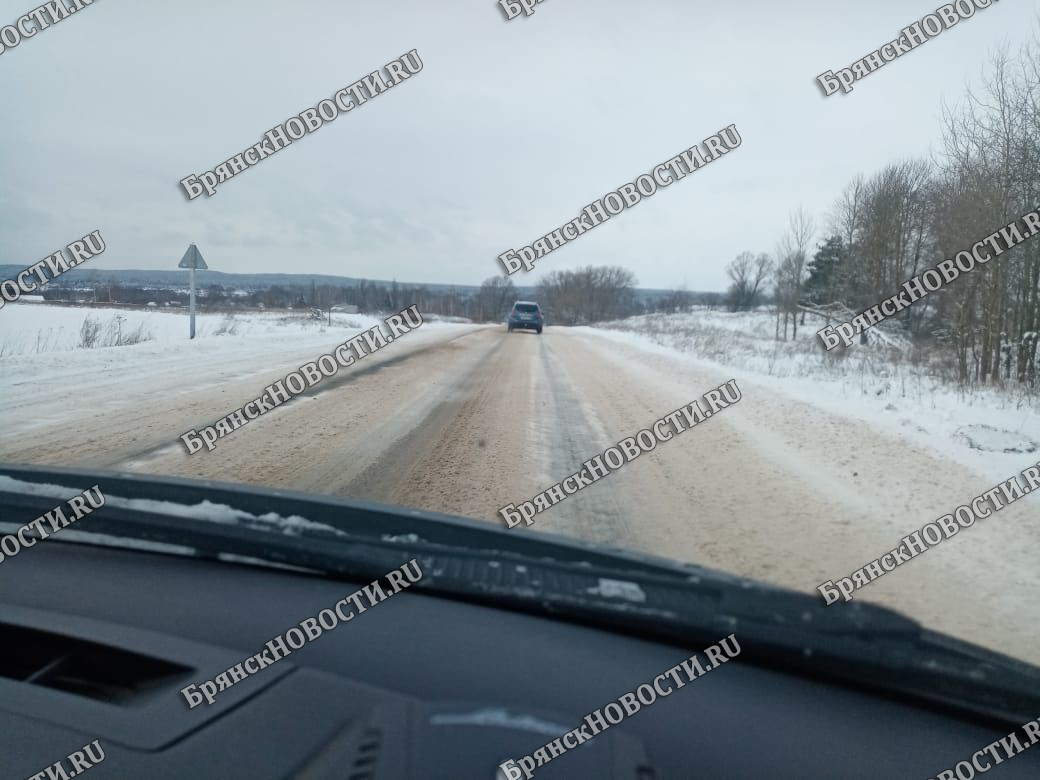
507, 301, 544, 334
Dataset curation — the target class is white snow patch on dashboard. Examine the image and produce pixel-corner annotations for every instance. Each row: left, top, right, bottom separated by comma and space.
429, 708, 569, 737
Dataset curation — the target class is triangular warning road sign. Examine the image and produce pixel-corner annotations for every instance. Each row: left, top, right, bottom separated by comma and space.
178, 243, 208, 270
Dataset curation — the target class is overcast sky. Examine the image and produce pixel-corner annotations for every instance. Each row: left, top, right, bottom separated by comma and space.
0, 0, 1036, 291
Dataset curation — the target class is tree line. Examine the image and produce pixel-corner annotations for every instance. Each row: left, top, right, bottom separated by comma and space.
41, 268, 706, 324
724, 28, 1040, 386
476, 267, 722, 325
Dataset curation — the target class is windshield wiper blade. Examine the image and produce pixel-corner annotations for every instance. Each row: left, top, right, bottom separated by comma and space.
2, 463, 1038, 726
421, 561, 1040, 727
0, 463, 718, 581
0, 463, 919, 638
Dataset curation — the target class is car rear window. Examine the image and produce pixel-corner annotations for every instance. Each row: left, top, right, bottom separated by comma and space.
514, 304, 540, 313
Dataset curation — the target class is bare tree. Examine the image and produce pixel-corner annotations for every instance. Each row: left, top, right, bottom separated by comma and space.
477, 276, 516, 322
936, 39, 1039, 384
751, 24, 1040, 389
658, 284, 695, 313
773, 208, 815, 340
538, 266, 638, 325
726, 251, 772, 311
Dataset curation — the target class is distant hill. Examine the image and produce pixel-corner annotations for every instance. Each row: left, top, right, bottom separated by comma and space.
0, 265, 474, 292
0, 264, 706, 303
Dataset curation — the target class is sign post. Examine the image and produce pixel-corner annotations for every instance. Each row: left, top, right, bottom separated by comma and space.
178, 243, 208, 339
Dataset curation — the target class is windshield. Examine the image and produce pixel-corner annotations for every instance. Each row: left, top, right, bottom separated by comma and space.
2, 0, 1039, 680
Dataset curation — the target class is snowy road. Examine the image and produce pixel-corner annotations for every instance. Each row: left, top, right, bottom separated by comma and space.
2, 319, 1039, 666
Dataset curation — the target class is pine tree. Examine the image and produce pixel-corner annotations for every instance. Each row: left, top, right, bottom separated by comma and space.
804, 236, 845, 306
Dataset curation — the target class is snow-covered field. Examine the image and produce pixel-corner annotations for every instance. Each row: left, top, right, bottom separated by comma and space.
0, 304, 476, 452
0, 303, 380, 357
592, 308, 1040, 486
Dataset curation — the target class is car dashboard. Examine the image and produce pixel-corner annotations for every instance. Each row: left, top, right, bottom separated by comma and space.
3, 534, 1039, 780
